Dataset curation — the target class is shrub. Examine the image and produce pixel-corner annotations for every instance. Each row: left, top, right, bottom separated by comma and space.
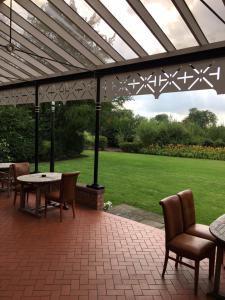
0, 139, 12, 162
214, 139, 225, 147
84, 132, 108, 150
99, 136, 108, 150
39, 140, 51, 161
119, 141, 143, 153
84, 131, 95, 149
202, 138, 214, 147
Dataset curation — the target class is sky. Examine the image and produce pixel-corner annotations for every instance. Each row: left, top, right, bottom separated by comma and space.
124, 90, 225, 125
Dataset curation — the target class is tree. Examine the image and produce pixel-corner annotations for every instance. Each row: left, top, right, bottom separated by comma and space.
154, 114, 169, 123
101, 97, 137, 146
0, 106, 34, 161
183, 108, 217, 128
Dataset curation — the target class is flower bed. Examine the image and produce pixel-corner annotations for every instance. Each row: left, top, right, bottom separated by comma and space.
143, 144, 225, 160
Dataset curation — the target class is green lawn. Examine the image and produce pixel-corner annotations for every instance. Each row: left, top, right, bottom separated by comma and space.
39, 150, 225, 225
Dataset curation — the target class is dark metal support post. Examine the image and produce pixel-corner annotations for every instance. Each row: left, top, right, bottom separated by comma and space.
34, 83, 39, 173
88, 76, 104, 190
50, 101, 55, 172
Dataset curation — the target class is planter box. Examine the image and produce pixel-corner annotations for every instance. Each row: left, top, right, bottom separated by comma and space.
76, 183, 104, 210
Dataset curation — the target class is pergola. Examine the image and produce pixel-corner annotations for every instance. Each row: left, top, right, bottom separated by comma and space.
0, 0, 225, 188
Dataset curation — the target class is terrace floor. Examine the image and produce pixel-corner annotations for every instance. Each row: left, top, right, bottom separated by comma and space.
0, 191, 224, 300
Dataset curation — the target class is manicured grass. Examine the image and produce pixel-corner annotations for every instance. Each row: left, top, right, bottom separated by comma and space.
39, 150, 225, 225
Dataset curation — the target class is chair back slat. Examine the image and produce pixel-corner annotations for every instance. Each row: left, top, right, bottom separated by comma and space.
177, 189, 196, 230
159, 195, 183, 242
60, 172, 80, 204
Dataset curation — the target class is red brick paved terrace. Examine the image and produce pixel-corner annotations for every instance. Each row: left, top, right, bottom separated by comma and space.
0, 192, 223, 300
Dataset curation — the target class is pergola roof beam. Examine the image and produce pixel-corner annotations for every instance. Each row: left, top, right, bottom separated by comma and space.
0, 77, 10, 83
127, 0, 175, 52
17, 0, 103, 66
1, 40, 225, 92
200, 0, 225, 25
0, 67, 18, 80
0, 59, 29, 79
85, 0, 148, 57
171, 0, 208, 46
0, 3, 87, 69
0, 21, 68, 73
0, 36, 54, 76
0, 48, 42, 77
48, 0, 124, 62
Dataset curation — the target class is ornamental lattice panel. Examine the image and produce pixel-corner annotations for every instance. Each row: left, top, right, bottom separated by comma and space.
0, 86, 35, 106
100, 58, 225, 100
0, 58, 225, 105
39, 78, 97, 103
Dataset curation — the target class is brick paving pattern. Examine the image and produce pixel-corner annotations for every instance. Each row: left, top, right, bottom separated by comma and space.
0, 192, 223, 299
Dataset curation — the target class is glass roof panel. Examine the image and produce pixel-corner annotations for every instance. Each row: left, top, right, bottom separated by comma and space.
0, 56, 27, 73
64, 0, 138, 60
0, 29, 58, 72
31, 0, 114, 64
5, 0, 95, 68
140, 0, 198, 49
100, 0, 165, 55
185, 0, 225, 43
204, 0, 225, 22
0, 12, 73, 70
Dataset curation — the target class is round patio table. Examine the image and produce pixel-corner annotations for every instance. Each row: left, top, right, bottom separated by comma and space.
0, 163, 12, 170
208, 214, 225, 299
17, 172, 62, 217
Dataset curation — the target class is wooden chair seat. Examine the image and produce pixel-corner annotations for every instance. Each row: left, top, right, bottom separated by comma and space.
45, 172, 80, 222
168, 233, 215, 259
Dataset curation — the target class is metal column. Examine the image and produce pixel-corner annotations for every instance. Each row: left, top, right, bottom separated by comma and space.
50, 101, 55, 172
89, 76, 104, 189
34, 83, 39, 173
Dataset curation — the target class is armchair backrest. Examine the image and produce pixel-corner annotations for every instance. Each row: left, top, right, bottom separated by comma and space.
12, 162, 30, 182
60, 172, 80, 204
177, 189, 196, 230
159, 195, 183, 243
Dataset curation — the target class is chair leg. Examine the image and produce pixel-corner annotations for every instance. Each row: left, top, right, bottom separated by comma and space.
71, 200, 75, 219
60, 203, 62, 222
13, 191, 17, 206
209, 249, 215, 280
194, 260, 199, 295
162, 249, 169, 278
45, 199, 47, 218
26, 192, 29, 203
175, 254, 179, 269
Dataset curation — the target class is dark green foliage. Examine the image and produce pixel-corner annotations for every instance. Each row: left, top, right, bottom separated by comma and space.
119, 141, 143, 153
39, 140, 51, 161
202, 138, 215, 147
0, 106, 34, 162
0, 139, 12, 162
154, 114, 169, 123
101, 97, 140, 146
183, 108, 217, 128
99, 136, 108, 150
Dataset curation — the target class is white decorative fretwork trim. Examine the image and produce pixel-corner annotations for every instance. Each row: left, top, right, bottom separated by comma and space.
39, 78, 97, 103
100, 58, 225, 100
0, 78, 97, 106
1, 58, 225, 106
0, 86, 35, 106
